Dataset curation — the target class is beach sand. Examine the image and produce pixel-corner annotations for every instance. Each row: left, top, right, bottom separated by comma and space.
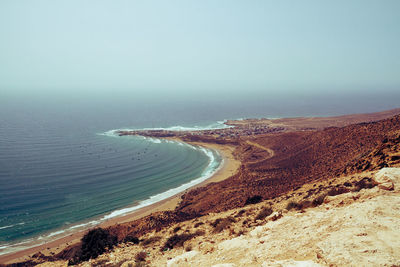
0, 141, 240, 264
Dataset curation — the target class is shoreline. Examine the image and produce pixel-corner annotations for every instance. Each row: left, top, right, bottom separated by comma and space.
2, 109, 399, 265
0, 140, 240, 264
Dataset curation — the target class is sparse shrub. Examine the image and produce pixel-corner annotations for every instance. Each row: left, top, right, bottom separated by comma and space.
245, 195, 263, 205
194, 229, 205, 236
78, 228, 117, 262
235, 209, 246, 217
298, 200, 312, 209
304, 189, 315, 199
286, 201, 300, 210
254, 207, 273, 221
327, 186, 350, 196
287, 199, 315, 211
194, 222, 204, 228
312, 194, 327, 206
391, 155, 400, 161
124, 235, 140, 244
343, 182, 352, 187
210, 216, 236, 233
173, 226, 181, 233
353, 177, 376, 191
230, 226, 238, 235
141, 236, 161, 246
162, 233, 196, 250
135, 251, 147, 262
236, 230, 245, 236
185, 244, 193, 252
161, 230, 204, 251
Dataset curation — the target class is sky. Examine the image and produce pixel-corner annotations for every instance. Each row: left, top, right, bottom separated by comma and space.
0, 0, 399, 105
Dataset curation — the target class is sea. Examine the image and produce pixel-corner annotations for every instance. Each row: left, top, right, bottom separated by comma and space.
0, 93, 398, 255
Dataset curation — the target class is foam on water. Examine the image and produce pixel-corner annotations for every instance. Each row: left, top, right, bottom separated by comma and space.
46, 230, 67, 238
68, 221, 99, 230
0, 134, 222, 256
0, 217, 107, 255
144, 137, 162, 144
141, 120, 231, 131
0, 239, 36, 255
102, 120, 232, 136
0, 223, 25, 230
102, 142, 221, 220
98, 128, 134, 137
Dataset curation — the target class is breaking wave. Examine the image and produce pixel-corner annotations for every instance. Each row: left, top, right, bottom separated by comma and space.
0, 134, 222, 256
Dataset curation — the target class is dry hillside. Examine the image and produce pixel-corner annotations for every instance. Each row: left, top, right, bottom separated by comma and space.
4, 113, 400, 266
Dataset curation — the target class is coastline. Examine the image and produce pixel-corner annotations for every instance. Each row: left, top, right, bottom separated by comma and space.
2, 109, 400, 265
0, 140, 240, 265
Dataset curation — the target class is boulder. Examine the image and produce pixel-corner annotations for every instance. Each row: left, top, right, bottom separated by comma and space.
374, 168, 400, 191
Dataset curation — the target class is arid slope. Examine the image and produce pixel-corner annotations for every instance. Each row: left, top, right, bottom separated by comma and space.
177, 115, 400, 215
35, 168, 400, 267
3, 111, 400, 266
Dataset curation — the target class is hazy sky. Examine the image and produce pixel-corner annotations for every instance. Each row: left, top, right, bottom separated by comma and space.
1, 0, 399, 101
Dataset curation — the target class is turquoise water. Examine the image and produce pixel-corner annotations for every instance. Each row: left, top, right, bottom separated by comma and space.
0, 104, 225, 255
1, 94, 399, 255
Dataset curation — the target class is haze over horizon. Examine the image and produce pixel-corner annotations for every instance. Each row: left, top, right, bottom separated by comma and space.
1, 0, 399, 114
1, 2, 400, 262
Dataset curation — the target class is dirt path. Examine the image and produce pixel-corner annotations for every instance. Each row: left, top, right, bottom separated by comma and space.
245, 140, 274, 158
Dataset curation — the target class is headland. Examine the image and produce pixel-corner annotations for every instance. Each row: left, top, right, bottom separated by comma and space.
1, 107, 400, 266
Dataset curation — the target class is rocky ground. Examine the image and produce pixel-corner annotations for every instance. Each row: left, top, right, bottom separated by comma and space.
35, 168, 400, 267
4, 111, 400, 267
175, 114, 400, 215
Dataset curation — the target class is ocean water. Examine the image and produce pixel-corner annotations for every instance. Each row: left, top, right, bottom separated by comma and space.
0, 100, 229, 255
0, 94, 399, 255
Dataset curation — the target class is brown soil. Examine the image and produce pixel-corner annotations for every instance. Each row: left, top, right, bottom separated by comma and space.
2, 109, 400, 266
176, 114, 400, 215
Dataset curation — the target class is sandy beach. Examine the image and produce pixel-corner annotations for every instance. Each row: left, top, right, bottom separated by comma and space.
0, 141, 240, 265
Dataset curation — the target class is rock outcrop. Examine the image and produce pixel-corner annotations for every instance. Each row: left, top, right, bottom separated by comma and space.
374, 167, 400, 190
35, 168, 400, 266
